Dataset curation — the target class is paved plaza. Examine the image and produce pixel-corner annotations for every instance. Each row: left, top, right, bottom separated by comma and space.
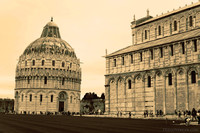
0, 114, 199, 133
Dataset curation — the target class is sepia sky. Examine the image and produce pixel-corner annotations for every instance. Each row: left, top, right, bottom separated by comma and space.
0, 0, 196, 99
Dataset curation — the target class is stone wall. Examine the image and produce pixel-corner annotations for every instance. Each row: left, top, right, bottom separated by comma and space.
15, 89, 80, 114
105, 65, 200, 115
131, 4, 200, 45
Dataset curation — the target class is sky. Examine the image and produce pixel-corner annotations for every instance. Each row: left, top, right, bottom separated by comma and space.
0, 0, 196, 99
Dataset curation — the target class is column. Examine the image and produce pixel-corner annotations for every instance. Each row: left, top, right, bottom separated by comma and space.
153, 74, 156, 115
163, 76, 166, 114
35, 96, 37, 113
116, 82, 118, 113
124, 82, 127, 113
133, 80, 135, 114
185, 72, 189, 110
56, 97, 59, 113
174, 73, 177, 111
25, 95, 27, 113
105, 85, 110, 114
46, 95, 48, 113
143, 77, 145, 113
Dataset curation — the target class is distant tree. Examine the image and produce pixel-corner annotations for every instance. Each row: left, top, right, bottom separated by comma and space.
82, 92, 99, 100
100, 93, 105, 99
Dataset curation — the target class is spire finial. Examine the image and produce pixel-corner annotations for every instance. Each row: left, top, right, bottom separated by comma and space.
133, 15, 136, 21
51, 17, 53, 22
147, 9, 149, 17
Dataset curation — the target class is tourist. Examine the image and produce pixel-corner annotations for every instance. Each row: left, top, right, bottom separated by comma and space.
192, 108, 197, 121
174, 110, 177, 116
156, 110, 159, 117
146, 110, 148, 117
129, 112, 131, 118
159, 110, 163, 116
188, 110, 191, 116
144, 111, 146, 118
178, 110, 181, 118
185, 110, 188, 117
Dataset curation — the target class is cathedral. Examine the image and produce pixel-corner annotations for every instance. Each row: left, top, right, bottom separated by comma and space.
14, 19, 81, 114
105, 2, 200, 116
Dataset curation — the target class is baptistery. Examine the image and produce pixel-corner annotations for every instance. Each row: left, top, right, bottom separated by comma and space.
14, 19, 81, 114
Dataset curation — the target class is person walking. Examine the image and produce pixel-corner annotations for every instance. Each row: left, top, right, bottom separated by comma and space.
192, 108, 197, 121
129, 111, 131, 118
178, 110, 181, 118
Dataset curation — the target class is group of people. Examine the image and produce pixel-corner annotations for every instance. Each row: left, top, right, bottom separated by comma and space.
144, 110, 163, 117
175, 108, 200, 122
144, 110, 154, 117
155, 110, 163, 117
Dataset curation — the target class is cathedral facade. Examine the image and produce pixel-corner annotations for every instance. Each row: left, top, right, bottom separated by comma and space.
105, 2, 200, 115
14, 19, 81, 114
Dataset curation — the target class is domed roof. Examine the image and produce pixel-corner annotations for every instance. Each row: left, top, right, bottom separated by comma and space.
23, 18, 76, 57
45, 21, 58, 27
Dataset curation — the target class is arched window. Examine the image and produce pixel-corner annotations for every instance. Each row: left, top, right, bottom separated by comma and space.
150, 49, 153, 60
130, 54, 133, 64
25, 61, 27, 66
181, 42, 185, 54
160, 47, 163, 58
122, 57, 124, 65
52, 60, 55, 66
148, 76, 151, 87
62, 62, 65, 67
42, 60, 45, 66
128, 80, 132, 89
70, 96, 72, 103
32, 60, 35, 66
193, 40, 197, 52
114, 59, 116, 67
168, 73, 172, 85
51, 95, 53, 102
145, 30, 147, 39
189, 16, 193, 27
30, 94, 32, 102
174, 21, 177, 31
140, 52, 143, 62
44, 76, 47, 84
70, 63, 72, 68
159, 26, 161, 35
170, 45, 173, 56
27, 77, 30, 84
21, 94, 24, 102
62, 78, 65, 85
191, 71, 196, 83
40, 94, 43, 102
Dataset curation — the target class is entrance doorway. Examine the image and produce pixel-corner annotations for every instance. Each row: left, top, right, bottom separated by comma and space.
59, 101, 64, 112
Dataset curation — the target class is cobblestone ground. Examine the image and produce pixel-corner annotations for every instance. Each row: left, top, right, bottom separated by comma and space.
0, 114, 199, 133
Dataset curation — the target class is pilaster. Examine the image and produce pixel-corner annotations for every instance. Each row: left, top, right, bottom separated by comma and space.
163, 76, 166, 114
174, 72, 177, 111
153, 74, 156, 115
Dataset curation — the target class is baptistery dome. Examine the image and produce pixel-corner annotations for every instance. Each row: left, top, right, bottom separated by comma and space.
14, 19, 81, 114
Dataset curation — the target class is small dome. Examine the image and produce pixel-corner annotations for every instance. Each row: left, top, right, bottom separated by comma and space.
45, 21, 58, 27
41, 18, 61, 38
